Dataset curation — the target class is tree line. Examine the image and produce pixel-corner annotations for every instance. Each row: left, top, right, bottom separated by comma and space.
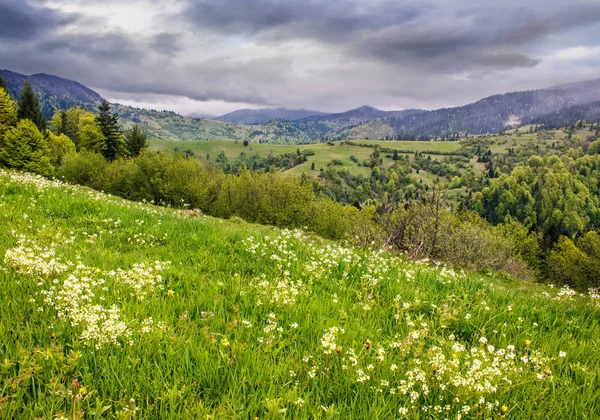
0, 77, 149, 177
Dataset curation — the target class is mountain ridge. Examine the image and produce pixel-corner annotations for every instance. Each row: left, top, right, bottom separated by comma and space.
215, 107, 326, 124
0, 69, 103, 118
2, 69, 600, 143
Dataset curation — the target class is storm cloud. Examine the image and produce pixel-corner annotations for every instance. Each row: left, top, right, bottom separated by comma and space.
1, 0, 600, 115
0, 0, 77, 40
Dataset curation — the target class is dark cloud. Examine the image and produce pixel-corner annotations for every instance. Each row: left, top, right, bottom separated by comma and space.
1, 0, 600, 114
38, 32, 143, 63
181, 0, 600, 72
181, 0, 422, 41
0, 0, 77, 40
151, 33, 180, 56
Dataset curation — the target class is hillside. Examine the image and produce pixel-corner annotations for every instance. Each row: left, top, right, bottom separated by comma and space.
529, 100, 600, 129
114, 105, 251, 141
216, 107, 326, 124
1, 169, 599, 418
0, 69, 103, 119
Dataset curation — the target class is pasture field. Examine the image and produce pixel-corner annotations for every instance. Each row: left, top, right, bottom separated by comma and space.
353, 140, 461, 154
151, 139, 380, 177
1, 169, 599, 419
150, 139, 465, 178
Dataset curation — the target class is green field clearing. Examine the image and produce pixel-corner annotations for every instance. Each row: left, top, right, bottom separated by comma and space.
352, 140, 461, 153
150, 139, 466, 178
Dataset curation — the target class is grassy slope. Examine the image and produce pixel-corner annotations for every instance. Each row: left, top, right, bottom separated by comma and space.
150, 140, 378, 177
1, 170, 599, 418
149, 139, 465, 178
353, 140, 461, 154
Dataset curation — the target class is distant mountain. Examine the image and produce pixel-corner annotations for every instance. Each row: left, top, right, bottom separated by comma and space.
2, 69, 600, 142
188, 112, 215, 119
301, 105, 403, 123
334, 80, 600, 140
0, 70, 103, 119
216, 107, 326, 124
114, 105, 251, 141
528, 100, 600, 130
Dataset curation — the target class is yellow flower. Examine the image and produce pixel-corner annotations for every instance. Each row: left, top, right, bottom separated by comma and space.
335, 346, 343, 354
79, 386, 87, 395
501, 405, 509, 415
167, 290, 175, 297
544, 367, 552, 376
524, 339, 531, 348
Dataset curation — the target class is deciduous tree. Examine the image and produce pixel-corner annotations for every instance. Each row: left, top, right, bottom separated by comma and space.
0, 119, 54, 176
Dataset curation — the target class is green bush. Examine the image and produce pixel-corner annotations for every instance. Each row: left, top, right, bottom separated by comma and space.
58, 150, 107, 187
546, 233, 600, 291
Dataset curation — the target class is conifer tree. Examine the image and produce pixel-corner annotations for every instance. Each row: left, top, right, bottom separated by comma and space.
96, 100, 122, 161
487, 159, 495, 178
0, 119, 54, 176
124, 124, 148, 157
17, 82, 46, 132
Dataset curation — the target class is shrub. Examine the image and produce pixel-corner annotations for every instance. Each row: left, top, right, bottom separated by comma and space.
545, 233, 600, 291
58, 150, 107, 187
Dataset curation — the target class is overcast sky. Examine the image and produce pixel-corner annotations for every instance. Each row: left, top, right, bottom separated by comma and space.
1, 0, 600, 116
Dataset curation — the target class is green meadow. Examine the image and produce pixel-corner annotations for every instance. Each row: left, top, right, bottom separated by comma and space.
1, 169, 599, 419
150, 139, 463, 177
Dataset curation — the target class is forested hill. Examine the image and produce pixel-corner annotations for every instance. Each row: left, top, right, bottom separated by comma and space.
377, 81, 600, 140
0, 70, 103, 119
528, 100, 600, 129
215, 107, 326, 124
3, 69, 600, 142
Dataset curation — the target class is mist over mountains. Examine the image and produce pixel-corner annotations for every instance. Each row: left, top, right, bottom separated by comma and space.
2, 69, 600, 143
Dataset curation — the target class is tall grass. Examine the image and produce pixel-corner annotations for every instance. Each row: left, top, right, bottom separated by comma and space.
0, 169, 599, 419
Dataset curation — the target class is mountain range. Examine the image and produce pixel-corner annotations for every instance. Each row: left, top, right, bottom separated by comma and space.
2, 69, 600, 143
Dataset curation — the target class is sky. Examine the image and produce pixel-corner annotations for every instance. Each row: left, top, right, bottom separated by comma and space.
1, 0, 600, 116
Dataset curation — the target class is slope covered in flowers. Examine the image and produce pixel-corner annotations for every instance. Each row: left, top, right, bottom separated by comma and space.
0, 169, 599, 419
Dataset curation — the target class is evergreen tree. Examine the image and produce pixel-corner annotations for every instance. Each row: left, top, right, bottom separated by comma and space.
0, 75, 7, 91
60, 111, 68, 135
487, 160, 495, 178
0, 119, 54, 176
124, 124, 148, 157
96, 100, 122, 161
17, 82, 46, 132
